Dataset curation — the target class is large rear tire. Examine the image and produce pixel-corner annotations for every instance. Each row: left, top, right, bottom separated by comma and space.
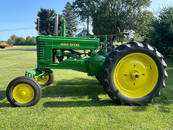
96, 76, 103, 85
102, 42, 167, 105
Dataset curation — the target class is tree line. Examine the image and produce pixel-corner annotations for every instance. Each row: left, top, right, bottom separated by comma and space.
35, 0, 173, 56
7, 0, 173, 56
36, 0, 153, 39
8, 35, 36, 45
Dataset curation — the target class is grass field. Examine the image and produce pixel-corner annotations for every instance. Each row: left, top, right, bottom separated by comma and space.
11, 45, 36, 48
0, 47, 173, 129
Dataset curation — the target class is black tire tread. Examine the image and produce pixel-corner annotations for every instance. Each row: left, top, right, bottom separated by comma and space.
6, 76, 42, 107
101, 41, 167, 105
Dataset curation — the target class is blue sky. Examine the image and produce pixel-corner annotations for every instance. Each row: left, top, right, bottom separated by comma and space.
0, 0, 173, 41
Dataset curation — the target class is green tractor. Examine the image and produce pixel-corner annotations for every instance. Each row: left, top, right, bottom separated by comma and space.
6, 18, 168, 107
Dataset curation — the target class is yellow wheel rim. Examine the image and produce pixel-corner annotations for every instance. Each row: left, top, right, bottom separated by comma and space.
114, 53, 159, 98
35, 75, 49, 85
12, 83, 34, 104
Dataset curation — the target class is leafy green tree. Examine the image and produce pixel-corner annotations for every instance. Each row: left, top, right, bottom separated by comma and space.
35, 8, 57, 35
148, 7, 173, 57
26, 36, 36, 44
92, 0, 151, 41
135, 11, 155, 37
72, 0, 99, 35
7, 35, 36, 45
7, 35, 17, 44
73, 0, 151, 40
15, 37, 25, 45
63, 2, 78, 36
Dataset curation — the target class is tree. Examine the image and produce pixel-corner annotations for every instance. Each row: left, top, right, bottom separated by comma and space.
92, 0, 151, 41
72, 0, 100, 35
148, 7, 173, 57
15, 37, 25, 45
72, 0, 151, 40
7, 35, 17, 44
35, 8, 57, 35
7, 35, 36, 45
63, 2, 78, 36
135, 11, 155, 37
26, 36, 36, 44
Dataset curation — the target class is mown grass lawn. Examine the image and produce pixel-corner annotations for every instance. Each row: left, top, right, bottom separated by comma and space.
0, 47, 173, 129
11, 45, 36, 49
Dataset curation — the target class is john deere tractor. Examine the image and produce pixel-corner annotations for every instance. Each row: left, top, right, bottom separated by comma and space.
6, 17, 168, 107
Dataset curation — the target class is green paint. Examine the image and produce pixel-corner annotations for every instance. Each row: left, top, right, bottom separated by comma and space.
26, 18, 111, 79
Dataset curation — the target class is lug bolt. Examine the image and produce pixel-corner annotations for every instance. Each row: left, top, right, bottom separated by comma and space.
135, 75, 140, 78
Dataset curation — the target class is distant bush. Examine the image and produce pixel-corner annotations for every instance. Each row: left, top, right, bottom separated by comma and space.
7, 35, 36, 45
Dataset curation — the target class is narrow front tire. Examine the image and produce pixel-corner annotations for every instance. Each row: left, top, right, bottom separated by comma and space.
6, 76, 41, 107
35, 72, 54, 87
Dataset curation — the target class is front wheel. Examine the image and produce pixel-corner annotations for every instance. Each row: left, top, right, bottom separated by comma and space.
102, 42, 168, 105
35, 72, 54, 87
6, 76, 41, 107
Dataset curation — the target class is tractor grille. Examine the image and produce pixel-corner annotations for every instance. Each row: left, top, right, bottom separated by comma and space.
37, 42, 45, 60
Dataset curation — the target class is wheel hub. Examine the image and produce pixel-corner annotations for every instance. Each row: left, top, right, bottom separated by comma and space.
131, 71, 140, 80
20, 91, 27, 96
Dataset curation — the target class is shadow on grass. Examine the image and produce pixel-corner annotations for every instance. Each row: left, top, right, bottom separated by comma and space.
0, 90, 5, 100
132, 106, 148, 112
131, 98, 173, 113
43, 68, 173, 110
154, 68, 173, 113
42, 78, 105, 99
42, 78, 116, 107
6, 48, 36, 51
156, 96, 172, 113
44, 100, 115, 108
0, 102, 10, 107
0, 63, 172, 109
0, 90, 9, 107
